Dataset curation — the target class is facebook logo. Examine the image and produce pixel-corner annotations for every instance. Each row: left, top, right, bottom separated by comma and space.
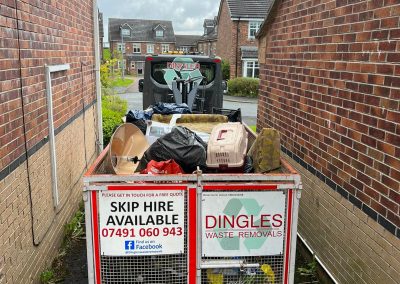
124, 240, 135, 251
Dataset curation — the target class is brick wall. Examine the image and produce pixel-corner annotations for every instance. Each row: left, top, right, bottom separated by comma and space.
0, 0, 98, 283
284, 152, 400, 284
216, 0, 233, 68
233, 20, 259, 78
216, 0, 260, 78
111, 41, 176, 56
257, 0, 400, 282
197, 41, 217, 56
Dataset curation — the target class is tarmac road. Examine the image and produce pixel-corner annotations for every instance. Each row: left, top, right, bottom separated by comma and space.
117, 92, 258, 126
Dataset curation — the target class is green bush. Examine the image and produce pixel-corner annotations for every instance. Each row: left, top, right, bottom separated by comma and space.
102, 95, 127, 146
102, 95, 127, 114
222, 59, 230, 80
40, 269, 55, 284
227, 77, 260, 98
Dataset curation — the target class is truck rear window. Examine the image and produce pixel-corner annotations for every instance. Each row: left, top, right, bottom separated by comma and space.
151, 62, 216, 85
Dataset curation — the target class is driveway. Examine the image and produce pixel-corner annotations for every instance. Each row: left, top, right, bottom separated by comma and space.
117, 92, 258, 126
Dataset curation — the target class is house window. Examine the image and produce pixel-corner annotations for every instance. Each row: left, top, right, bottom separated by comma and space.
248, 21, 262, 39
130, 61, 135, 68
178, 46, 189, 53
162, 44, 169, 53
117, 43, 125, 53
117, 59, 126, 69
121, 28, 130, 37
243, 60, 259, 78
133, 43, 141, 53
147, 44, 154, 54
156, 30, 164, 37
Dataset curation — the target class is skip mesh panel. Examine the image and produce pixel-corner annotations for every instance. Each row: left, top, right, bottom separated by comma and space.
101, 254, 187, 283
200, 190, 288, 284
99, 192, 188, 284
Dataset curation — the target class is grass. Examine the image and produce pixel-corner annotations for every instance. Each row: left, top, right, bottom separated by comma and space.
39, 205, 86, 284
111, 77, 134, 87
39, 269, 55, 284
249, 125, 257, 133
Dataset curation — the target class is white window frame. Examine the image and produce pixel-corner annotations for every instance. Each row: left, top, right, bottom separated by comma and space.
121, 28, 130, 37
243, 60, 259, 78
117, 43, 125, 53
117, 59, 126, 69
178, 46, 189, 52
248, 21, 262, 39
130, 61, 135, 68
162, 44, 169, 53
156, 30, 164, 37
133, 43, 141, 53
147, 44, 154, 54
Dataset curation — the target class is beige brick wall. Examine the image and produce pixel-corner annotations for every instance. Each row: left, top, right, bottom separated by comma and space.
283, 153, 400, 284
0, 105, 97, 284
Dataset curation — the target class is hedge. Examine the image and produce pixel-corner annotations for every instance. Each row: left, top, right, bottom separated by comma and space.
227, 77, 259, 98
102, 95, 127, 146
222, 59, 230, 80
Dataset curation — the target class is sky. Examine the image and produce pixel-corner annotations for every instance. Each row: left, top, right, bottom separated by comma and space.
98, 0, 220, 42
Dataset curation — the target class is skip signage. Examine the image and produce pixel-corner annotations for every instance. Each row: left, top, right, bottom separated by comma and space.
202, 191, 286, 257
99, 190, 185, 256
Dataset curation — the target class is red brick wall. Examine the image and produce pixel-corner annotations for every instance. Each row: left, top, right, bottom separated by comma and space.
0, 0, 96, 173
235, 20, 259, 77
257, 1, 400, 281
197, 40, 217, 56
216, 0, 260, 78
111, 41, 175, 55
216, 0, 233, 66
258, 0, 400, 248
0, 0, 98, 282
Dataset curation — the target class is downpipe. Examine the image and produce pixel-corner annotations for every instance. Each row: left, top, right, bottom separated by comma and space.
93, 0, 103, 152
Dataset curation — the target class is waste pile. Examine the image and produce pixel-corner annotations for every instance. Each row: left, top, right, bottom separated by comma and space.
107, 103, 281, 175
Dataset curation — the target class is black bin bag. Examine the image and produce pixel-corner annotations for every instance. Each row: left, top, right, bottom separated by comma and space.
136, 126, 207, 173
126, 110, 150, 134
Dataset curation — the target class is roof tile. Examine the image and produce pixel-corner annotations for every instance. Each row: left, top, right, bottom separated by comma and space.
109, 18, 175, 42
226, 0, 273, 19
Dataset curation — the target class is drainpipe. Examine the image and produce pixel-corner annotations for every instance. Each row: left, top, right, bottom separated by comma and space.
235, 17, 240, 77
93, 0, 103, 152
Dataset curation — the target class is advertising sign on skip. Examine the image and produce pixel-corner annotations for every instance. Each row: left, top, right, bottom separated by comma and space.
99, 190, 185, 256
202, 191, 286, 257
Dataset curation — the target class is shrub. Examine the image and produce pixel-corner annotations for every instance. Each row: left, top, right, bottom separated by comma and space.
222, 59, 230, 80
40, 269, 55, 284
102, 95, 127, 146
227, 77, 260, 98
102, 95, 127, 114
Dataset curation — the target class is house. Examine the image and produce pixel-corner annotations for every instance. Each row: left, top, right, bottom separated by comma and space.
108, 18, 176, 75
216, 0, 274, 79
197, 18, 218, 56
0, 1, 100, 282
175, 35, 201, 53
257, 1, 400, 283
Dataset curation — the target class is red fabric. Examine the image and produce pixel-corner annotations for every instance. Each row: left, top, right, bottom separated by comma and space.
140, 159, 184, 175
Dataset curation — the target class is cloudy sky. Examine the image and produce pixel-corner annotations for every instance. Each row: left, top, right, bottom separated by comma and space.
98, 0, 220, 42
